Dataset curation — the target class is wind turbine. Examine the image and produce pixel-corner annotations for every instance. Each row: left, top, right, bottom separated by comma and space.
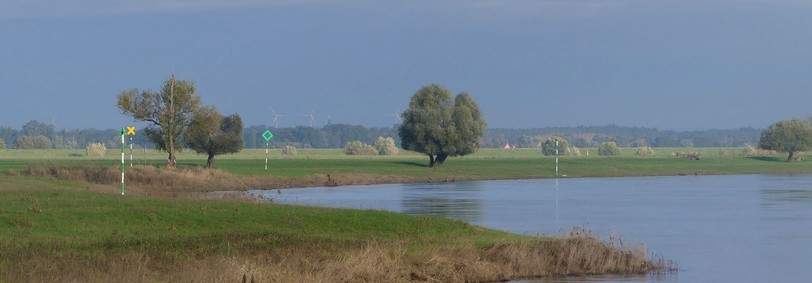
302, 107, 316, 128
269, 107, 287, 128
385, 108, 403, 124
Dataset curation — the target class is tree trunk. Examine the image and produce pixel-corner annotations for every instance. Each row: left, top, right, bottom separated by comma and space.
787, 151, 794, 162
430, 153, 448, 168
428, 154, 436, 167
167, 75, 176, 168
167, 151, 176, 168
207, 152, 214, 168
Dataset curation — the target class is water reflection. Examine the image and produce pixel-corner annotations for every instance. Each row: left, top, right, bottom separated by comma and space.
402, 182, 483, 222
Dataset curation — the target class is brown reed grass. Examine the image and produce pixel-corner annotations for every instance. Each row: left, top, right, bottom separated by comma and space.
3, 233, 660, 283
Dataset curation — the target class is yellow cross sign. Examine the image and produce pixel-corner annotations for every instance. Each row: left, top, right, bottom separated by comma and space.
126, 126, 136, 136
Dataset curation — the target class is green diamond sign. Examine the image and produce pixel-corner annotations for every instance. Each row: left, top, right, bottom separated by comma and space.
262, 130, 274, 142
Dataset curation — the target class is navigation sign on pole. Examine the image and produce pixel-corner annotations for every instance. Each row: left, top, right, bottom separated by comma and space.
262, 130, 273, 170
262, 130, 274, 141
127, 126, 135, 167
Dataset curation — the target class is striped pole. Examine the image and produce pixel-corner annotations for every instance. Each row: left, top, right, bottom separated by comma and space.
555, 140, 559, 177
129, 136, 133, 167
120, 128, 125, 195
265, 142, 269, 170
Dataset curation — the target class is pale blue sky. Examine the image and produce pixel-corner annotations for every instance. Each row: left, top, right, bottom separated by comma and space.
1, 0, 810, 130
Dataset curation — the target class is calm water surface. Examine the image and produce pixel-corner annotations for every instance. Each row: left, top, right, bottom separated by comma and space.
253, 174, 812, 282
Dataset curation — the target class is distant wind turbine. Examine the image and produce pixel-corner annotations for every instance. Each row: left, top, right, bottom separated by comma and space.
302, 107, 317, 128
269, 107, 287, 128
385, 108, 403, 124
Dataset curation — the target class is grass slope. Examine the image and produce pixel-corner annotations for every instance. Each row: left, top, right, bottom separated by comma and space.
0, 179, 656, 282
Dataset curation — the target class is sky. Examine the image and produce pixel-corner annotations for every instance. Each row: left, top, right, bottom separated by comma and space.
1, 0, 811, 131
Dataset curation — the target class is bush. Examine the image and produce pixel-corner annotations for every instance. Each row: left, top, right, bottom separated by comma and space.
33, 135, 52, 149
598, 142, 621, 156
374, 136, 399, 156
0, 137, 5, 150
742, 145, 777, 156
344, 141, 378, 155
86, 143, 106, 157
542, 136, 569, 156
15, 135, 34, 149
635, 146, 655, 157
281, 145, 297, 156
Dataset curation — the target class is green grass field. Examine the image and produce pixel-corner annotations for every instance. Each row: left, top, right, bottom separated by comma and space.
1, 147, 808, 181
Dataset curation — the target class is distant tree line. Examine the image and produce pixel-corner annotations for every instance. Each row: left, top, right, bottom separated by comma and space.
0, 122, 764, 151
243, 124, 399, 149
482, 125, 761, 148
0, 120, 149, 150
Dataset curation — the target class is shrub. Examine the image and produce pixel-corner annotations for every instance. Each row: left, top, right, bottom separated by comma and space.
742, 145, 777, 156
374, 136, 399, 156
344, 141, 378, 155
15, 135, 34, 149
635, 146, 655, 157
86, 143, 106, 157
0, 137, 5, 149
281, 145, 297, 156
542, 136, 569, 156
598, 142, 621, 156
33, 135, 52, 149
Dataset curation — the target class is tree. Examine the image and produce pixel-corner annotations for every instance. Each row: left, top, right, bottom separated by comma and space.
598, 141, 622, 156
21, 120, 55, 139
542, 136, 569, 156
15, 135, 34, 149
117, 75, 201, 167
398, 84, 486, 167
0, 137, 5, 149
184, 106, 243, 168
759, 119, 812, 162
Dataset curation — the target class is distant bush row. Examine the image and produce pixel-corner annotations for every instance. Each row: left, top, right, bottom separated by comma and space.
344, 137, 399, 156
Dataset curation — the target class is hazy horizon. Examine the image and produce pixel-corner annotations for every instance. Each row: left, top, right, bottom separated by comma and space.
2, 1, 810, 131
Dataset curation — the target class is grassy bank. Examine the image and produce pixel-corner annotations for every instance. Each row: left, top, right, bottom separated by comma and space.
0, 179, 658, 282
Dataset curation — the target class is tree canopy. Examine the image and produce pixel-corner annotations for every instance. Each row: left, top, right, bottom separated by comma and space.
759, 118, 812, 162
117, 75, 201, 167
184, 106, 243, 168
398, 84, 486, 167
542, 136, 569, 156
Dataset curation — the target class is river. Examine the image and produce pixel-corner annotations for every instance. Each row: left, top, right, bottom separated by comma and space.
252, 174, 812, 282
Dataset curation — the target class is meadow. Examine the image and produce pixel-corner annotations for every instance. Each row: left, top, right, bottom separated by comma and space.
1, 146, 803, 281
1, 147, 808, 189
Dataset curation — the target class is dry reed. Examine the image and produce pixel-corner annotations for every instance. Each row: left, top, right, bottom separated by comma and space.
2, 234, 661, 283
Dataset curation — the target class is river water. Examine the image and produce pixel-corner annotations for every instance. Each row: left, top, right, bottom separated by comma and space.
252, 174, 812, 282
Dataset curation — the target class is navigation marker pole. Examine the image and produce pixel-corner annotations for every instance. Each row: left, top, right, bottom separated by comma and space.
265, 142, 269, 170
129, 136, 133, 167
120, 128, 125, 195
261, 130, 274, 171
555, 140, 559, 231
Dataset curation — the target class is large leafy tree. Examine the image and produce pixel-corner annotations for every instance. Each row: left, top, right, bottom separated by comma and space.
759, 119, 812, 162
184, 106, 244, 168
117, 75, 201, 167
399, 84, 486, 167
